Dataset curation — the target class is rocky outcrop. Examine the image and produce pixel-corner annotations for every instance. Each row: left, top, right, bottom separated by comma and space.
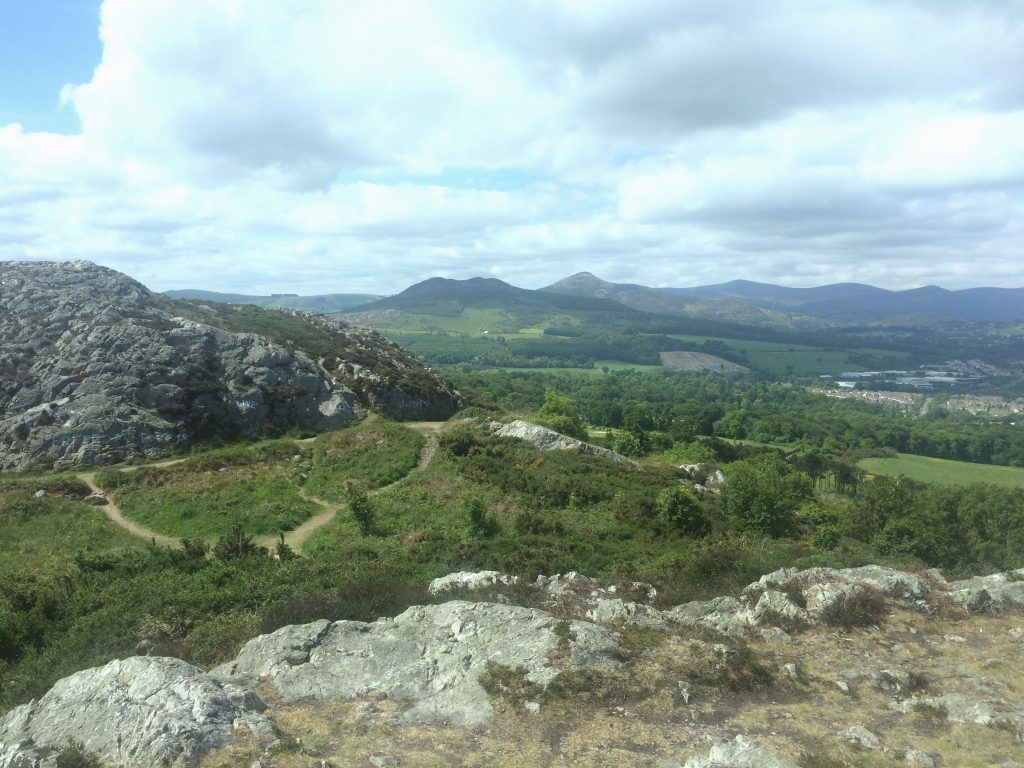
679, 735, 800, 768
492, 419, 635, 464
4, 564, 1024, 766
212, 601, 621, 725
0, 261, 463, 469
432, 564, 931, 637
0, 657, 270, 768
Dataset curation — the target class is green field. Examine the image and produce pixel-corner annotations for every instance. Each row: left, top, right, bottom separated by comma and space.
859, 453, 1024, 489
663, 334, 912, 376
482, 359, 666, 375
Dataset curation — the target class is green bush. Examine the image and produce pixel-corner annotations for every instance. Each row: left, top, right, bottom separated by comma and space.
722, 453, 812, 537
655, 486, 709, 536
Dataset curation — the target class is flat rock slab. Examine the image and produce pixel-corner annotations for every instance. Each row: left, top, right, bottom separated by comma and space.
0, 656, 270, 768
214, 601, 622, 725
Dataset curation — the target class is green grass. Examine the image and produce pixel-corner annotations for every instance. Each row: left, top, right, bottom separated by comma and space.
859, 453, 1024, 489
661, 334, 911, 376
99, 420, 426, 538
480, 360, 665, 374
304, 419, 425, 499
0, 486, 144, 573
104, 456, 318, 538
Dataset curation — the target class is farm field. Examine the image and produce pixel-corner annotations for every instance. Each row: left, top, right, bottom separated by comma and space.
859, 452, 1024, 489
662, 334, 912, 376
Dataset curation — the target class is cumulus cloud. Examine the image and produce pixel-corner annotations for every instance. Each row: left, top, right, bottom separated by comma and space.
1, 0, 1023, 292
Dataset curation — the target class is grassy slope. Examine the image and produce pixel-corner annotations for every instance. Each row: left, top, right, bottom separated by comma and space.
100, 421, 425, 538
0, 480, 145, 573
859, 452, 1024, 488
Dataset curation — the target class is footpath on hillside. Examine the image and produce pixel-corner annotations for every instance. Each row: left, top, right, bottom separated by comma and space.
76, 421, 444, 553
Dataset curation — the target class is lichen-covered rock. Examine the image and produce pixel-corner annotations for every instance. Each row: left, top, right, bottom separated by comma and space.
0, 261, 463, 469
683, 735, 800, 767
0, 656, 270, 768
493, 420, 635, 464
428, 570, 519, 595
213, 601, 622, 725
947, 569, 1024, 611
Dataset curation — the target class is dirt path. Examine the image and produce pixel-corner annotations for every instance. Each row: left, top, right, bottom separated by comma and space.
82, 419, 446, 554
78, 472, 180, 548
264, 422, 444, 552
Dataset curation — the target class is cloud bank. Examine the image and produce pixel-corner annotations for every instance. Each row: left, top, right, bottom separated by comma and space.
2, 0, 1023, 293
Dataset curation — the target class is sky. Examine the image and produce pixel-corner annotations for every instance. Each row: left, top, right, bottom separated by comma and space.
1, 0, 1023, 295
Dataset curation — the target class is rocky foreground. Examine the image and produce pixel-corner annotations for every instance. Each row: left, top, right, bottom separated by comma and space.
1, 565, 1022, 767
0, 261, 463, 470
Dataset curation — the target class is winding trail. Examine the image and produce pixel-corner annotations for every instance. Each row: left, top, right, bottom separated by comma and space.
78, 471, 181, 548
257, 421, 442, 552
79, 420, 445, 554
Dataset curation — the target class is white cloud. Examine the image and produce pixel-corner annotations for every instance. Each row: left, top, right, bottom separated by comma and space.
2, 0, 1024, 293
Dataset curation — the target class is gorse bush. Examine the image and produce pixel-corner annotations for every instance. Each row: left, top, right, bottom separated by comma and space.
259, 580, 435, 633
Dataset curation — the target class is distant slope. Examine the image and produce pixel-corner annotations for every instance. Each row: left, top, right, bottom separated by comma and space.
164, 289, 381, 313
665, 280, 1024, 323
543, 272, 819, 328
344, 276, 645, 332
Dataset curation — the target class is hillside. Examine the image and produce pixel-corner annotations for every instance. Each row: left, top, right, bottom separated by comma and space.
347, 276, 643, 327
666, 280, 1024, 323
543, 272, 816, 329
164, 289, 381, 313
0, 261, 462, 470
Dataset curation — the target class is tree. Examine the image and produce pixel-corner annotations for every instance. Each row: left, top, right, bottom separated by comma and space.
722, 453, 812, 537
214, 521, 265, 561
656, 486, 708, 536
537, 389, 587, 440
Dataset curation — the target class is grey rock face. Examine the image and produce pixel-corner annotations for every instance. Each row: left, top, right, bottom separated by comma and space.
841, 725, 880, 750
493, 420, 635, 464
213, 601, 622, 725
428, 570, 520, 595
0, 656, 270, 768
0, 261, 462, 469
683, 735, 800, 768
947, 569, 1024, 611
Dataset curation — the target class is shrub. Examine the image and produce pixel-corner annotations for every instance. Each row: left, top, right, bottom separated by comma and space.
479, 662, 543, 706
820, 586, 887, 629
259, 580, 434, 633
656, 486, 709, 536
55, 740, 103, 768
462, 494, 499, 538
689, 641, 774, 693
345, 479, 374, 536
213, 522, 266, 562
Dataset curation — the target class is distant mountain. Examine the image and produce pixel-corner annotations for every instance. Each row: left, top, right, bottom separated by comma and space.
164, 289, 381, 313
542, 272, 817, 328
362, 276, 635, 314
665, 280, 1024, 323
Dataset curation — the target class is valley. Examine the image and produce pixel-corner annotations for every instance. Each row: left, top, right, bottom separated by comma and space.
2, 262, 1024, 767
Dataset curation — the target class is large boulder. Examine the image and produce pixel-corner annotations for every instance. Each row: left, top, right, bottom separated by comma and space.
0, 261, 463, 469
493, 420, 635, 464
0, 656, 270, 768
213, 601, 622, 725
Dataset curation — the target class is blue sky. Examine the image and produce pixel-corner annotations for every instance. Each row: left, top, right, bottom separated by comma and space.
0, 1, 101, 132
1, 1, 1023, 295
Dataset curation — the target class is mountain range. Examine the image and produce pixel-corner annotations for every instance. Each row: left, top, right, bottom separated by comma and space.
172, 274, 1024, 327
662, 278, 1024, 323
